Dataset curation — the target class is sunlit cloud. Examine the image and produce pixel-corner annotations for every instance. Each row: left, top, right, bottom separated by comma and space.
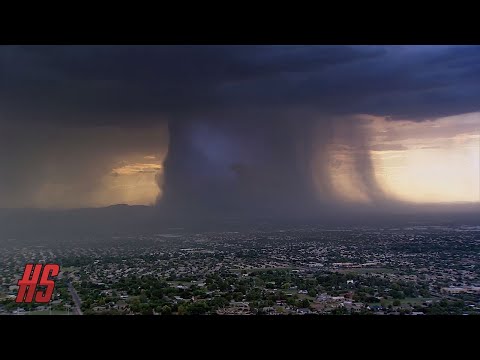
111, 163, 163, 176
318, 112, 480, 205
369, 112, 480, 203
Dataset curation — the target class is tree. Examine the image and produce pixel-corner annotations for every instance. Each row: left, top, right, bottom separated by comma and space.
161, 305, 172, 315
332, 307, 348, 315
188, 301, 209, 315
141, 306, 153, 315
177, 304, 187, 315
300, 299, 310, 308
390, 290, 405, 299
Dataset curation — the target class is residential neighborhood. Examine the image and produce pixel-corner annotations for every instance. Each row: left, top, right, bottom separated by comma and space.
1, 225, 479, 315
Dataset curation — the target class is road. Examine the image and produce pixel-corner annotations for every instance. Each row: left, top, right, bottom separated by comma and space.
67, 281, 83, 315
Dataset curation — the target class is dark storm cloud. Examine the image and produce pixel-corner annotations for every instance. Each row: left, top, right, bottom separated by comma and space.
2, 45, 479, 124
1, 45, 381, 123
0, 45, 479, 215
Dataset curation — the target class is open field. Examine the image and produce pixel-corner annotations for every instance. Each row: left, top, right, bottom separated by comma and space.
335, 267, 397, 275
231, 267, 295, 273
367, 297, 437, 307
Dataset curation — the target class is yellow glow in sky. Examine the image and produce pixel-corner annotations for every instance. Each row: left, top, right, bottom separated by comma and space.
319, 112, 480, 204
371, 113, 480, 203
95, 155, 165, 207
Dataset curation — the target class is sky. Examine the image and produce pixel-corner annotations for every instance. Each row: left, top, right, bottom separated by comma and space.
0, 45, 479, 217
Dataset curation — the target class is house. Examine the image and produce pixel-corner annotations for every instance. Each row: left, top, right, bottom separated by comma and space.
297, 308, 312, 315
